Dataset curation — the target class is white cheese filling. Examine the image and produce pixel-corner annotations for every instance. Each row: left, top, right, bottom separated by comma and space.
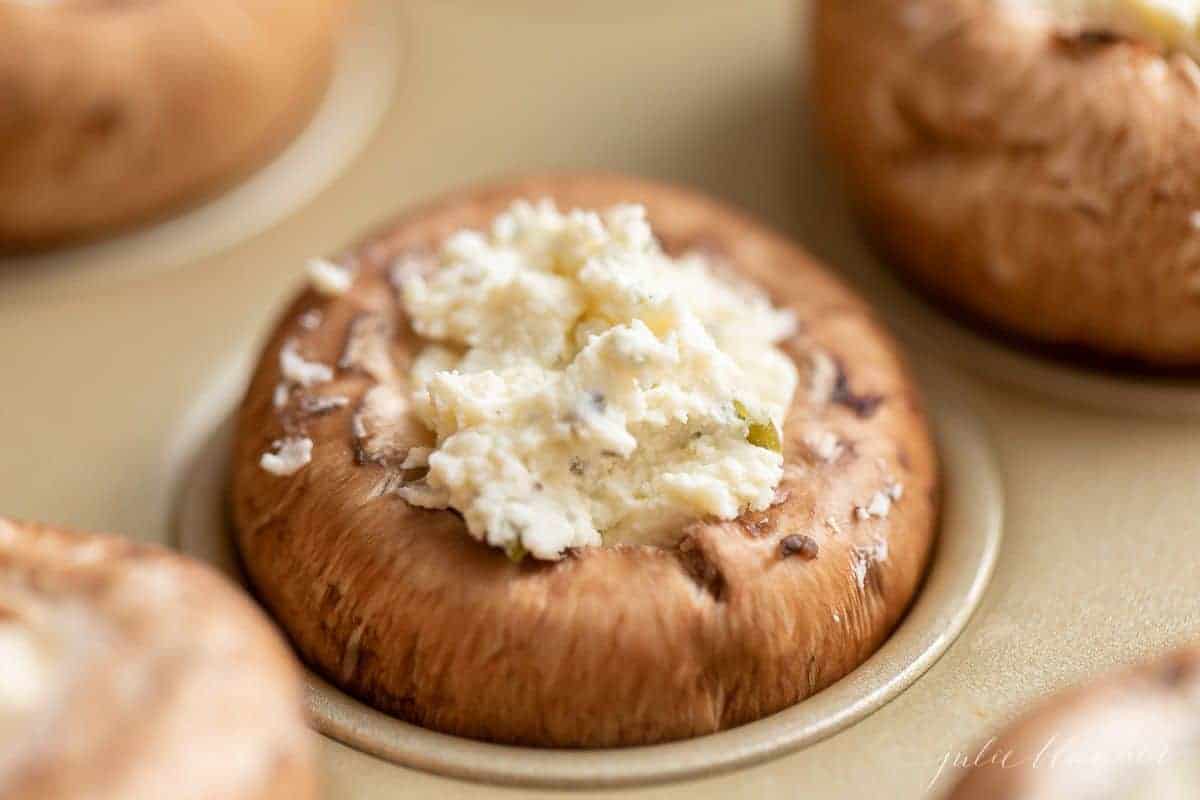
260, 437, 313, 476
398, 200, 799, 560
279, 341, 333, 387
1021, 0, 1200, 54
306, 258, 355, 296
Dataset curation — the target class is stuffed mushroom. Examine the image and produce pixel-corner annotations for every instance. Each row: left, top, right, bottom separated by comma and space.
0, 519, 316, 800
948, 647, 1200, 799
0, 0, 346, 249
813, 0, 1200, 367
230, 174, 939, 747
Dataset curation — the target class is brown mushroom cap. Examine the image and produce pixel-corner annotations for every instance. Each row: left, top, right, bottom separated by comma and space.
813, 0, 1200, 367
0, 0, 346, 249
230, 174, 939, 747
948, 647, 1200, 799
0, 518, 316, 800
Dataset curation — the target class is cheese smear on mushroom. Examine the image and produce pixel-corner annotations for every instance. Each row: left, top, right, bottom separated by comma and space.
1027, 0, 1200, 53
397, 200, 798, 561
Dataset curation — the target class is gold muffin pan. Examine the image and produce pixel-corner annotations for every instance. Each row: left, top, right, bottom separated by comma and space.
5, 2, 1200, 798
171, 356, 1002, 790
0, 0, 404, 310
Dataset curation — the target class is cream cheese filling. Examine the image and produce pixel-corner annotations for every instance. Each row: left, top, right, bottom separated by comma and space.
1020, 0, 1200, 54
397, 200, 799, 560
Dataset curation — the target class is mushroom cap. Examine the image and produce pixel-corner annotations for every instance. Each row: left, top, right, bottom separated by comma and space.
813, 0, 1200, 367
948, 647, 1200, 799
230, 174, 939, 747
0, 0, 347, 248
0, 518, 316, 800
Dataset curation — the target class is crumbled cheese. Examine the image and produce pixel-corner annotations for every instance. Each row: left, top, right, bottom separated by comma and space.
871, 537, 890, 562
851, 539, 890, 590
273, 383, 291, 409
307, 258, 354, 296
856, 490, 893, 521
389, 252, 433, 289
299, 309, 324, 331
806, 430, 842, 463
339, 314, 396, 383
851, 552, 869, 589
867, 491, 892, 517
397, 200, 799, 560
353, 383, 411, 462
259, 437, 313, 476
280, 340, 333, 387
1190, 210, 1200, 230
826, 516, 843, 536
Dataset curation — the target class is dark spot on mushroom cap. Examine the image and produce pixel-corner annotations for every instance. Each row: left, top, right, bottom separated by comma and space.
677, 536, 726, 601
1056, 29, 1127, 50
319, 582, 345, 616
806, 653, 821, 694
81, 102, 123, 140
831, 361, 883, 419
1158, 654, 1197, 688
780, 534, 819, 560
